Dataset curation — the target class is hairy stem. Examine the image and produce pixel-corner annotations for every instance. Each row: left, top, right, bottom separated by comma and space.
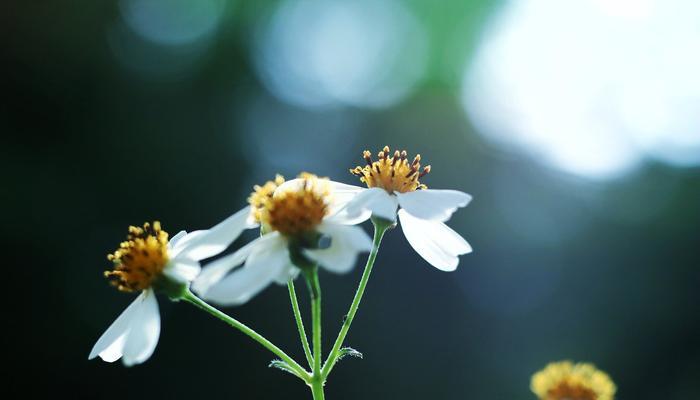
288, 279, 314, 368
321, 218, 391, 378
305, 267, 325, 400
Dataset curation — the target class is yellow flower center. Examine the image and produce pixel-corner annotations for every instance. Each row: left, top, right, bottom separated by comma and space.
546, 381, 599, 400
350, 145, 431, 193
531, 361, 616, 400
105, 222, 170, 292
251, 173, 331, 236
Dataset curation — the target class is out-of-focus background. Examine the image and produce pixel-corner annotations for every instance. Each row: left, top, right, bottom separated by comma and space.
4, 0, 699, 398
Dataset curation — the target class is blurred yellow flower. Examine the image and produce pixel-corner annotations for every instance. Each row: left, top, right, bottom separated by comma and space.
531, 360, 616, 400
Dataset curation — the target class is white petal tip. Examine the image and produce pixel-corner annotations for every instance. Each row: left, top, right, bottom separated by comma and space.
121, 358, 138, 367
97, 354, 120, 363
89, 348, 123, 363
456, 192, 473, 207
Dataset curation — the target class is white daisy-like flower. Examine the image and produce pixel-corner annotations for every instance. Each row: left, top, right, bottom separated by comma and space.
193, 173, 372, 305
344, 146, 473, 271
89, 216, 249, 366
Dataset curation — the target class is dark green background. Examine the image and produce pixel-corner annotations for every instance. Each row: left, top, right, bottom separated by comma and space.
4, 1, 699, 398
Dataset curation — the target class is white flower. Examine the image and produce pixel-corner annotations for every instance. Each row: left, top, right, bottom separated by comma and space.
89, 216, 249, 366
344, 146, 472, 271
193, 173, 372, 305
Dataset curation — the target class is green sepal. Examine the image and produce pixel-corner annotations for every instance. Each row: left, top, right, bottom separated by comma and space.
288, 231, 323, 271
151, 275, 189, 301
371, 216, 397, 230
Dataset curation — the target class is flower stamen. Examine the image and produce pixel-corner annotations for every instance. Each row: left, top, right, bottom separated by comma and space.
105, 222, 170, 292
253, 173, 331, 236
248, 174, 286, 223
350, 145, 431, 193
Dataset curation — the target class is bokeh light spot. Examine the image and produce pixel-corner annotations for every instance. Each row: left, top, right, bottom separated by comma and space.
462, 0, 700, 180
108, 22, 211, 80
119, 0, 226, 46
253, 0, 428, 110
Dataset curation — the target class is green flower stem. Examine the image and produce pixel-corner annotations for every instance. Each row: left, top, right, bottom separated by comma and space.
288, 279, 314, 368
321, 217, 391, 378
182, 289, 310, 382
305, 267, 325, 400
310, 378, 325, 400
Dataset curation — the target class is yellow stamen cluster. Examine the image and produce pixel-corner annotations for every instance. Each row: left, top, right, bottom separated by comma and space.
248, 174, 286, 223
254, 172, 331, 236
105, 222, 170, 292
531, 361, 616, 400
350, 145, 431, 193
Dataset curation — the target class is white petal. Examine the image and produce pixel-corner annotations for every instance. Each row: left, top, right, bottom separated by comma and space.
396, 189, 472, 222
345, 187, 398, 221
325, 182, 372, 225
398, 209, 472, 271
305, 223, 372, 274
89, 292, 146, 362
275, 178, 305, 193
121, 289, 161, 366
191, 237, 259, 295
329, 180, 365, 195
273, 264, 300, 285
201, 233, 291, 305
328, 181, 365, 211
324, 207, 372, 225
94, 335, 127, 363
175, 206, 257, 261
168, 230, 207, 258
168, 230, 188, 249
163, 258, 201, 284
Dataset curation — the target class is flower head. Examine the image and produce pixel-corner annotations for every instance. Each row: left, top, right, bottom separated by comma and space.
194, 173, 372, 305
105, 222, 170, 292
258, 173, 332, 236
350, 145, 430, 193
344, 146, 472, 271
90, 216, 247, 366
531, 361, 616, 400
